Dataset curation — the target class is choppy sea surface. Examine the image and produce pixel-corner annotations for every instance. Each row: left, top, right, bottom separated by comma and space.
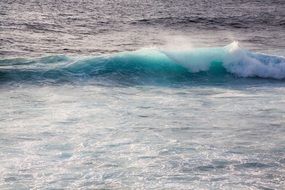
0, 0, 285, 189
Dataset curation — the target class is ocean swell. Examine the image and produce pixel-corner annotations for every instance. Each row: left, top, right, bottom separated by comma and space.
0, 42, 284, 84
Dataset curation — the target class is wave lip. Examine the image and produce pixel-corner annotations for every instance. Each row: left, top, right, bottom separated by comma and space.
0, 42, 285, 84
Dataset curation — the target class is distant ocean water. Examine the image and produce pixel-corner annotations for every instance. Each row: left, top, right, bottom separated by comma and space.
0, 0, 285, 189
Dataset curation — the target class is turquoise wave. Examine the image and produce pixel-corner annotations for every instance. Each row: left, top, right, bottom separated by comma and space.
0, 42, 284, 85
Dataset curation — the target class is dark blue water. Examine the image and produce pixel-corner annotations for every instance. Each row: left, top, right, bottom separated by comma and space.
0, 0, 285, 189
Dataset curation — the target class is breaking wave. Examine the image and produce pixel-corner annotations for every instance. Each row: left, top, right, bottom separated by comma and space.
0, 42, 284, 85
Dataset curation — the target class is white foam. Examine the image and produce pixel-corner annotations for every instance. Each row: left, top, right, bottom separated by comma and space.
224, 42, 285, 79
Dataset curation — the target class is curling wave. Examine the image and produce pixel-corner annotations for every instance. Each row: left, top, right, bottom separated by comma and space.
0, 42, 284, 84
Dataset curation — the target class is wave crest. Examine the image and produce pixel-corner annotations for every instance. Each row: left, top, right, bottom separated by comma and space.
0, 42, 284, 84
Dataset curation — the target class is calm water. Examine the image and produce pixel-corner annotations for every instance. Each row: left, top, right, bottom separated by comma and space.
0, 0, 285, 189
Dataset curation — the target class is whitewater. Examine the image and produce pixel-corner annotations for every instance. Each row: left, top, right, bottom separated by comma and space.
1, 42, 285, 190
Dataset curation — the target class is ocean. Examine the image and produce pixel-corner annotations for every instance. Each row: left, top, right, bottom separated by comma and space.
0, 0, 285, 189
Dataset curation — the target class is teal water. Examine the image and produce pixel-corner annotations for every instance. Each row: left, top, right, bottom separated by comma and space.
1, 43, 284, 85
